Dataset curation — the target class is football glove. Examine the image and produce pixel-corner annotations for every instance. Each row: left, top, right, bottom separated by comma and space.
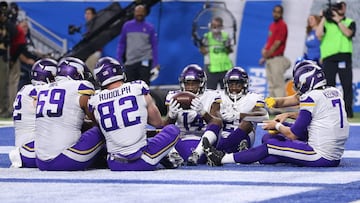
150, 66, 160, 82
190, 97, 206, 116
265, 97, 276, 109
168, 98, 182, 119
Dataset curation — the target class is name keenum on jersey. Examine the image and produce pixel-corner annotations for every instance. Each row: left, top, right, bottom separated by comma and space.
99, 85, 131, 101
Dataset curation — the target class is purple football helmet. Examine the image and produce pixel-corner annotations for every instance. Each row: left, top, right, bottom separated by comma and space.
94, 56, 126, 87
57, 57, 87, 80
293, 63, 326, 95
293, 59, 316, 77
31, 58, 57, 85
179, 64, 207, 94
223, 67, 249, 99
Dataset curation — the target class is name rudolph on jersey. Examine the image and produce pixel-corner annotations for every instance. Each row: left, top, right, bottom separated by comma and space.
99, 86, 131, 101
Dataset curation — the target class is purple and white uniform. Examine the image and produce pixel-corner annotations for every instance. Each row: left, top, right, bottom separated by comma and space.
89, 80, 179, 171
217, 91, 266, 153
11, 84, 39, 168
35, 79, 105, 171
165, 89, 221, 161
232, 87, 349, 167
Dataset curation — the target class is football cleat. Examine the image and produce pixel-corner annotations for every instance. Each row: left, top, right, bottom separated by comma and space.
159, 151, 184, 169
187, 151, 200, 166
238, 139, 249, 152
202, 137, 224, 166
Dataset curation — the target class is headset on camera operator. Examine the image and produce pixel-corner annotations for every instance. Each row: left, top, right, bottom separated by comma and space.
316, 0, 356, 118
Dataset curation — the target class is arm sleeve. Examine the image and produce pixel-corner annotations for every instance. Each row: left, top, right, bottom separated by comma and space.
275, 25, 287, 42
290, 109, 311, 141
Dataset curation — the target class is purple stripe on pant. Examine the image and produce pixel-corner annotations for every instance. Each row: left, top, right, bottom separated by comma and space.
21, 141, 37, 168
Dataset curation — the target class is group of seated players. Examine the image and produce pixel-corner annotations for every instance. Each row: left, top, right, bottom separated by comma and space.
9, 56, 349, 171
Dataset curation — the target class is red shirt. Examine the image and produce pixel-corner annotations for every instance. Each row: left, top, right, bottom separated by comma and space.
265, 18, 288, 57
10, 25, 26, 60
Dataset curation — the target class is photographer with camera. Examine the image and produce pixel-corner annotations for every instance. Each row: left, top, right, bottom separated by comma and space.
316, 0, 356, 118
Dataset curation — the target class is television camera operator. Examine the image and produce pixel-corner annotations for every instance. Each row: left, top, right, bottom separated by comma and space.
316, 0, 356, 118
67, 7, 102, 73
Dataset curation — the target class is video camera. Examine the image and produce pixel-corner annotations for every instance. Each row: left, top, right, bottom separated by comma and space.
323, 0, 343, 21
68, 24, 82, 35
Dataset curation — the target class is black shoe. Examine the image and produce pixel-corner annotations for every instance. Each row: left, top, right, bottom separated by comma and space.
187, 151, 199, 166
159, 152, 184, 169
159, 155, 177, 169
202, 137, 224, 166
238, 139, 249, 152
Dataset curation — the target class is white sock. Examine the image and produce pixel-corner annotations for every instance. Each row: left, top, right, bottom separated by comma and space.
194, 130, 217, 156
222, 153, 235, 164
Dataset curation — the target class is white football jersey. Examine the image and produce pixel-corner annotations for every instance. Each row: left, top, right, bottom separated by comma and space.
300, 87, 349, 160
165, 89, 221, 137
220, 91, 265, 146
89, 80, 149, 156
35, 79, 95, 160
13, 84, 39, 147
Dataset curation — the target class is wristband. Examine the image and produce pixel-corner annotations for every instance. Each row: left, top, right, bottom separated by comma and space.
275, 122, 283, 131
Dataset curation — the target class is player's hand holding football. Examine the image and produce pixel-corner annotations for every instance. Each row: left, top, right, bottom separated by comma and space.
191, 97, 206, 116
168, 98, 182, 119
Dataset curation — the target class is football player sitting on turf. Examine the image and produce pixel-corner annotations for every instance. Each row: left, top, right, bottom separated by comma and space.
35, 57, 105, 171
264, 59, 318, 120
203, 63, 349, 167
164, 64, 222, 166
9, 58, 57, 168
217, 67, 269, 153
88, 57, 180, 171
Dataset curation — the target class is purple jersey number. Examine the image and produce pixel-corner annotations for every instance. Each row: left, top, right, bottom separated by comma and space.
332, 98, 344, 128
181, 112, 204, 131
13, 94, 22, 120
98, 95, 141, 132
36, 89, 66, 118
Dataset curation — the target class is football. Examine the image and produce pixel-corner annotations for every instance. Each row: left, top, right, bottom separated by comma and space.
172, 91, 196, 110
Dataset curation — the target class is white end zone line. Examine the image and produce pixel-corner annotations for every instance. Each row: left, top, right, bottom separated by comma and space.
0, 121, 14, 128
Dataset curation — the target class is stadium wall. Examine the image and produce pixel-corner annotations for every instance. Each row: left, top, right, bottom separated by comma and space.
15, 0, 360, 112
